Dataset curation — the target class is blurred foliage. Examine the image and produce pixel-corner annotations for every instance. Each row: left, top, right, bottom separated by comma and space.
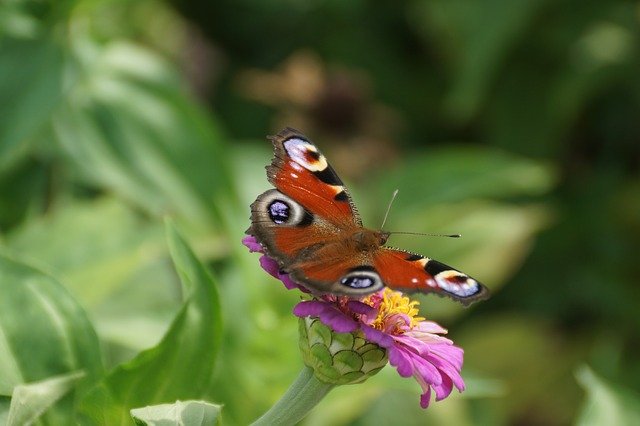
130, 401, 223, 426
0, 0, 639, 425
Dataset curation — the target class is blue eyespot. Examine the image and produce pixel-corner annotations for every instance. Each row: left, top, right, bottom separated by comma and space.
268, 200, 290, 224
340, 275, 375, 289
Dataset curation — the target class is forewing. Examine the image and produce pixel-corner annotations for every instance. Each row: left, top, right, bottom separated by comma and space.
267, 127, 362, 228
373, 248, 489, 305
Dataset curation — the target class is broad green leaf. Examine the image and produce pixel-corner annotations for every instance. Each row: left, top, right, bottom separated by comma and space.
78, 220, 222, 425
130, 400, 223, 426
0, 253, 103, 423
52, 41, 236, 230
7, 371, 84, 426
365, 145, 555, 217
7, 197, 169, 307
0, 37, 65, 172
575, 366, 640, 426
5, 197, 185, 359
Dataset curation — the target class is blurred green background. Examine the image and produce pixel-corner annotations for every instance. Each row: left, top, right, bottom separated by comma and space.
1, 0, 640, 425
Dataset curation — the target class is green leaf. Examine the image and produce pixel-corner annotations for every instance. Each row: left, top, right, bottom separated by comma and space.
0, 253, 103, 422
0, 37, 65, 172
7, 197, 168, 307
0, 157, 47, 230
6, 197, 185, 357
78, 220, 223, 425
52, 41, 235, 229
130, 400, 223, 426
365, 145, 555, 215
576, 366, 640, 426
7, 371, 85, 426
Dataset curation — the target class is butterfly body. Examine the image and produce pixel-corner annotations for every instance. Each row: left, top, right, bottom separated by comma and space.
247, 128, 489, 305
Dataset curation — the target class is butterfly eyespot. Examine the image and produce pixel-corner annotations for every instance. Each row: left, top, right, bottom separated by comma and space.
254, 189, 313, 227
341, 275, 374, 288
283, 138, 329, 172
268, 200, 290, 224
435, 272, 481, 297
339, 268, 384, 293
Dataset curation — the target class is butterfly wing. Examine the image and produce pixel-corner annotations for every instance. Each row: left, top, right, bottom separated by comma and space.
248, 128, 365, 289
248, 127, 489, 305
265, 127, 362, 228
373, 248, 489, 305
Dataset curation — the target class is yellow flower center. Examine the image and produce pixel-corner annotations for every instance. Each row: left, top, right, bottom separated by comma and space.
365, 288, 425, 332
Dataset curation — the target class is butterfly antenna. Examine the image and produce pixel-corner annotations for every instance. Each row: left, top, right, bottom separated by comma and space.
388, 231, 461, 238
380, 189, 399, 231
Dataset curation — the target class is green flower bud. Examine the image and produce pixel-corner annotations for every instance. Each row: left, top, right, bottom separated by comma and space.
298, 317, 388, 385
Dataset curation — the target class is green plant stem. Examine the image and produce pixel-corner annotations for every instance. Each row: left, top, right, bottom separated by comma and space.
251, 366, 334, 426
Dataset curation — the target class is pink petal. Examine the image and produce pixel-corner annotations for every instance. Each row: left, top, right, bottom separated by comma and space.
429, 344, 464, 371
388, 346, 414, 378
413, 356, 443, 387
346, 300, 378, 318
434, 375, 454, 401
258, 255, 307, 291
362, 324, 395, 348
424, 353, 465, 391
414, 320, 448, 335
293, 300, 359, 333
293, 300, 328, 317
242, 236, 264, 253
419, 386, 432, 409
259, 255, 281, 279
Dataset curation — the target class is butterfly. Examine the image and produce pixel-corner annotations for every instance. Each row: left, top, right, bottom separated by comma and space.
246, 128, 489, 306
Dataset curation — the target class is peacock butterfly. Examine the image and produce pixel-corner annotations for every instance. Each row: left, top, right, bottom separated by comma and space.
246, 128, 489, 306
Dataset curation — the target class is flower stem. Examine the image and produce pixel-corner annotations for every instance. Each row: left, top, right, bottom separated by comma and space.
251, 366, 334, 426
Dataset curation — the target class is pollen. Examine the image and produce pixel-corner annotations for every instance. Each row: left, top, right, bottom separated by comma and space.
365, 288, 425, 331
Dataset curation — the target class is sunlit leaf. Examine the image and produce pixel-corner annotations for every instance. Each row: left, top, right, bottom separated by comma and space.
0, 253, 103, 423
78, 220, 223, 425
52, 41, 236, 230
4, 197, 181, 359
7, 197, 168, 306
130, 400, 223, 426
575, 366, 640, 426
366, 145, 555, 215
7, 371, 84, 426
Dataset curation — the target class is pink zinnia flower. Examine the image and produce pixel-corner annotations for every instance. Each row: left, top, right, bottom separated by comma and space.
243, 235, 466, 408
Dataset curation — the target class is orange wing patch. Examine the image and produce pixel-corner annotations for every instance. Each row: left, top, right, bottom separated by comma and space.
373, 248, 489, 305
267, 128, 361, 227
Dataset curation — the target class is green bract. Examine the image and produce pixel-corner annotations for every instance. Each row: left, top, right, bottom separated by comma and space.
298, 317, 388, 385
